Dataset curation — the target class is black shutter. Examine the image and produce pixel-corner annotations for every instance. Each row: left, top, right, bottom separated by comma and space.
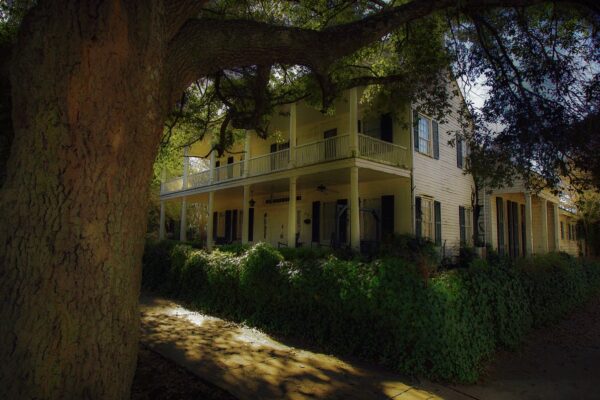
459, 206, 466, 244
434, 201, 442, 245
415, 196, 422, 237
225, 210, 232, 242
496, 197, 505, 255
212, 211, 218, 240
337, 199, 348, 244
432, 120, 439, 160
232, 210, 238, 241
248, 208, 254, 242
457, 136, 463, 168
521, 204, 526, 256
413, 110, 419, 151
312, 201, 321, 243
380, 113, 393, 143
381, 195, 395, 239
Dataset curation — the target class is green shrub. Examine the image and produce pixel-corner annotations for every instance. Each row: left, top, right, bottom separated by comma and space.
142, 240, 600, 383
141, 239, 177, 291
217, 242, 250, 255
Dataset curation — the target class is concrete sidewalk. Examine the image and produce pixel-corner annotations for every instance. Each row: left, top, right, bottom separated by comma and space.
140, 296, 469, 400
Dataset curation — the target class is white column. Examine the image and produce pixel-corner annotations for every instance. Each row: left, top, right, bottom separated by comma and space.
288, 176, 297, 247
350, 166, 360, 250
289, 103, 297, 165
180, 147, 189, 241
242, 185, 250, 244
159, 201, 166, 240
180, 198, 187, 241
525, 193, 534, 256
209, 150, 216, 183
243, 132, 251, 177
207, 191, 215, 250
552, 202, 560, 251
540, 198, 549, 253
348, 87, 359, 156
160, 167, 166, 195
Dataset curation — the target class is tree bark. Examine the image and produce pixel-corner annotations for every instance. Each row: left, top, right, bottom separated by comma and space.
0, 1, 169, 397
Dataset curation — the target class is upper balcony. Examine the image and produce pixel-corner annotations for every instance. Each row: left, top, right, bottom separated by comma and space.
161, 133, 408, 195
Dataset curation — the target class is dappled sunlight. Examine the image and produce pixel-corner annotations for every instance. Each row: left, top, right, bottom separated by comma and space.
139, 295, 456, 400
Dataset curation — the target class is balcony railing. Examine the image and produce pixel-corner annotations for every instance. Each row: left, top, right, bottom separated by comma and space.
296, 134, 349, 167
161, 134, 408, 195
248, 148, 289, 176
358, 134, 407, 167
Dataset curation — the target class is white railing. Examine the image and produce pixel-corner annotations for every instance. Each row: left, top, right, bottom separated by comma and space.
186, 170, 211, 189
296, 134, 350, 167
162, 177, 183, 193
161, 134, 409, 195
248, 148, 290, 176
213, 160, 244, 183
358, 134, 407, 166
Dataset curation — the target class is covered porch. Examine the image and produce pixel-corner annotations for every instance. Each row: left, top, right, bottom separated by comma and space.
161, 165, 412, 252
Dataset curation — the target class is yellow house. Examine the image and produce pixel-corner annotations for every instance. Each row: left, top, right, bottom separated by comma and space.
480, 181, 583, 257
159, 85, 478, 255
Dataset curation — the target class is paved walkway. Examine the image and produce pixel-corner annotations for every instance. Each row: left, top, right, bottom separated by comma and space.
140, 294, 600, 400
140, 296, 468, 400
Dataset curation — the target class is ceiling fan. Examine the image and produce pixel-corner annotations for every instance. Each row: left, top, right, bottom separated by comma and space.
313, 184, 339, 195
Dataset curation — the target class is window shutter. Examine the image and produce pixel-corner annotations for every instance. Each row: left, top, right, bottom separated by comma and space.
248, 208, 254, 241
496, 197, 505, 255
212, 211, 218, 240
380, 113, 393, 143
457, 137, 463, 168
432, 120, 440, 159
415, 196, 422, 237
459, 206, 466, 244
312, 201, 321, 243
381, 195, 395, 239
413, 110, 419, 151
434, 201, 442, 245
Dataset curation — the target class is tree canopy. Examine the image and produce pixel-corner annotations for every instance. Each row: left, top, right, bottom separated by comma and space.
156, 0, 599, 192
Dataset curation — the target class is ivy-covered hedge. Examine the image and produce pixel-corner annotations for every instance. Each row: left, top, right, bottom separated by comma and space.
142, 240, 600, 382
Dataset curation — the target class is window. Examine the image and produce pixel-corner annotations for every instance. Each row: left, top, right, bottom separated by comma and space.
417, 116, 431, 155
460, 206, 473, 245
421, 198, 434, 240
413, 112, 439, 159
560, 221, 565, 240
457, 136, 468, 169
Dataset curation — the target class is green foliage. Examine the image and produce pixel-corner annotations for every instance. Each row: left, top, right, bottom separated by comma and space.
142, 241, 600, 383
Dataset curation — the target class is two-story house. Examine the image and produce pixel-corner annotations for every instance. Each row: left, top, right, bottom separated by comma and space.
158, 86, 476, 255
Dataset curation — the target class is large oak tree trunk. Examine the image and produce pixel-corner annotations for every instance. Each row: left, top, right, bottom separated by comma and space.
0, 1, 170, 397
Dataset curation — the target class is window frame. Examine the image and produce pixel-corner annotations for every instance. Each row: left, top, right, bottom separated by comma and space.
421, 197, 435, 240
416, 114, 433, 157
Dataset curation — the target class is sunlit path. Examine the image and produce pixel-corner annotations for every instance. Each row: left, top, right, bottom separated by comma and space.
140, 296, 466, 400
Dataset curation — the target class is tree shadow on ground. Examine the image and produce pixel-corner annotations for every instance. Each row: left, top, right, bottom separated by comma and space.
139, 295, 456, 400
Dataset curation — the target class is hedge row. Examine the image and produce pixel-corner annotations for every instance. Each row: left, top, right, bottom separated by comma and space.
142, 240, 600, 382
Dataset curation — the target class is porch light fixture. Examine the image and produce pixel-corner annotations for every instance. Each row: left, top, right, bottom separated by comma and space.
249, 197, 256, 207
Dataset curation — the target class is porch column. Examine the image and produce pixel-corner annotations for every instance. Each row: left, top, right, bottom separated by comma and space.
207, 191, 215, 250
289, 103, 297, 165
243, 131, 251, 177
540, 198, 549, 253
525, 193, 534, 256
350, 166, 360, 250
242, 185, 250, 244
159, 201, 166, 240
288, 176, 297, 247
180, 147, 190, 241
552, 202, 560, 251
348, 87, 359, 156
209, 149, 216, 183
180, 198, 187, 241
